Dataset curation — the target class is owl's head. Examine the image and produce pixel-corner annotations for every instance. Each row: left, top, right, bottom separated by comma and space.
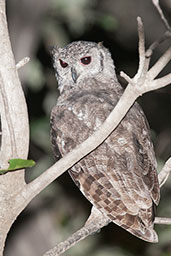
52, 41, 117, 93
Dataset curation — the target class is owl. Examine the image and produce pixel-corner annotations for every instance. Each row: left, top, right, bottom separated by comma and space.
50, 41, 160, 243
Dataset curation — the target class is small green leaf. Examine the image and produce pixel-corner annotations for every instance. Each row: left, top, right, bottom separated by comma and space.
0, 158, 35, 174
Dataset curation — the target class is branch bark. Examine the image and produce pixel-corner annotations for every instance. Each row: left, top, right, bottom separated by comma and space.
158, 157, 171, 187
152, 0, 171, 31
0, 1, 29, 254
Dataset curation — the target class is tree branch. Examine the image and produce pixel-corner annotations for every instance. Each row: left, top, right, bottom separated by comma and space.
148, 46, 171, 80
146, 0, 171, 58
146, 31, 171, 58
0, 1, 30, 253
154, 217, 171, 225
0, 2, 30, 163
136, 17, 147, 80
158, 157, 171, 187
149, 74, 171, 90
152, 0, 171, 31
16, 57, 30, 70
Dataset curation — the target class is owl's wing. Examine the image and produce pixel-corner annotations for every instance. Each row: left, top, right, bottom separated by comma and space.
50, 94, 160, 243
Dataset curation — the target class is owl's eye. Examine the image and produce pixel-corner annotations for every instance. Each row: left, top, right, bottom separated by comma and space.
80, 56, 91, 65
59, 59, 68, 68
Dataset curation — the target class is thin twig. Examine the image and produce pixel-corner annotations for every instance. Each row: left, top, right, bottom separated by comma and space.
158, 157, 171, 187
147, 46, 171, 80
146, 0, 171, 58
146, 30, 171, 58
16, 57, 30, 69
154, 217, 171, 225
152, 0, 171, 31
135, 17, 147, 80
120, 71, 132, 84
149, 74, 171, 91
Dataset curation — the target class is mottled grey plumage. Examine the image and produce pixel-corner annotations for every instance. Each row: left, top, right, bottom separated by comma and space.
50, 41, 160, 242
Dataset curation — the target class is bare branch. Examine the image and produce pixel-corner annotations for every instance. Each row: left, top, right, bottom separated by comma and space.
158, 157, 171, 187
146, 30, 171, 58
149, 74, 171, 91
16, 57, 30, 69
152, 0, 171, 31
148, 46, 171, 80
146, 0, 171, 59
0, 3, 30, 163
137, 17, 145, 57
135, 17, 151, 84
0, 1, 29, 253
154, 217, 171, 225
120, 71, 132, 84
136, 17, 146, 79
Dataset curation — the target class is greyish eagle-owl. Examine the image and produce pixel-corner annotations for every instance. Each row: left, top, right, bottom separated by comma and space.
50, 41, 160, 243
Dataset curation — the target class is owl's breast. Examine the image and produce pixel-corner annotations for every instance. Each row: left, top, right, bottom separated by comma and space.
66, 89, 117, 130
51, 89, 117, 155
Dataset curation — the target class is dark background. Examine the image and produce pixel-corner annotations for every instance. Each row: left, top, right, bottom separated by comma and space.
4, 0, 171, 255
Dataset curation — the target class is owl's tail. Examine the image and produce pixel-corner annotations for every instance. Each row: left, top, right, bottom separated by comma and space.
111, 212, 158, 243
127, 223, 158, 243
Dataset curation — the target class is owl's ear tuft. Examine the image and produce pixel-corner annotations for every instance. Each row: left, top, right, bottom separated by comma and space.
97, 42, 106, 58
97, 41, 104, 48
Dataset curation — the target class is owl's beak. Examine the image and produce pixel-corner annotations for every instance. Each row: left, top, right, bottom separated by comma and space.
71, 67, 78, 83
